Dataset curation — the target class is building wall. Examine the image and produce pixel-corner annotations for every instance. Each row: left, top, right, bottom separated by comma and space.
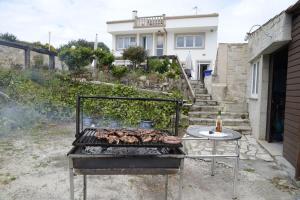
247, 12, 292, 140
209, 43, 249, 112
284, 13, 300, 172
166, 29, 218, 69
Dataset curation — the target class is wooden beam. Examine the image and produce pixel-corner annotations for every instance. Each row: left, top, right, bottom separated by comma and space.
24, 48, 30, 68
0, 39, 57, 56
296, 145, 300, 180
49, 55, 55, 69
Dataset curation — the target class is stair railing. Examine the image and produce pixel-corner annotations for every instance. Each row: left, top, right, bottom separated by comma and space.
174, 55, 196, 103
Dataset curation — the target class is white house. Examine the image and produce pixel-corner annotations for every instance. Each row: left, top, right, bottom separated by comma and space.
106, 11, 218, 81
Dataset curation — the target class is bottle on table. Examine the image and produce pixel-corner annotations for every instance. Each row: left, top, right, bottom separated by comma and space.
215, 110, 222, 133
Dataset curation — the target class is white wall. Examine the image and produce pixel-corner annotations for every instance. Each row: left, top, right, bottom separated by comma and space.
166, 29, 218, 70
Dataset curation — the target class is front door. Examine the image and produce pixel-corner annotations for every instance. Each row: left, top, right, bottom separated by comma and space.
156, 34, 164, 56
197, 62, 210, 82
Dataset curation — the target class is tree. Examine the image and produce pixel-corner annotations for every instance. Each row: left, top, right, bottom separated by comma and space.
122, 46, 147, 68
58, 39, 109, 52
58, 46, 93, 72
0, 33, 17, 42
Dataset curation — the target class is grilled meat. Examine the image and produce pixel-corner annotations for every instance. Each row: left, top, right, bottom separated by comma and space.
162, 136, 181, 144
95, 131, 107, 140
141, 135, 152, 143
107, 135, 120, 144
115, 131, 125, 137
119, 135, 139, 144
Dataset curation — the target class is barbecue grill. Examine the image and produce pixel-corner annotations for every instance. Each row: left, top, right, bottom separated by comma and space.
67, 96, 185, 200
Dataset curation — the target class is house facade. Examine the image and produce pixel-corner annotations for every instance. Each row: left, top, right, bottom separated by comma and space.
246, 3, 300, 180
107, 11, 218, 81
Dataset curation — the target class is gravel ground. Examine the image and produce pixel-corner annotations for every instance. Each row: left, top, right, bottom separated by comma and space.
0, 123, 299, 200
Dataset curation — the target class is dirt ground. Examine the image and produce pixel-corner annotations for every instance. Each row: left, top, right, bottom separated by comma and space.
0, 123, 299, 200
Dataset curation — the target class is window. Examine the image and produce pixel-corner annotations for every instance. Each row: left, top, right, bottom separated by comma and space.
116, 35, 136, 50
175, 34, 205, 48
251, 61, 259, 97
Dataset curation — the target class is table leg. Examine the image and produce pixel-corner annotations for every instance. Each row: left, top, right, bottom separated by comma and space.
165, 175, 168, 200
69, 168, 74, 200
178, 160, 184, 200
233, 140, 240, 199
211, 140, 217, 176
83, 175, 87, 200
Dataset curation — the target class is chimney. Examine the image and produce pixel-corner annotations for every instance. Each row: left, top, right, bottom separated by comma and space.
132, 10, 138, 19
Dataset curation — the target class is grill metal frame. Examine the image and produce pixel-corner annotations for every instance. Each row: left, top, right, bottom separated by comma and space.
68, 96, 185, 200
75, 96, 183, 138
73, 128, 183, 148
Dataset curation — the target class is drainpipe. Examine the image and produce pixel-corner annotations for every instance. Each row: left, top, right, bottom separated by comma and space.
163, 27, 167, 55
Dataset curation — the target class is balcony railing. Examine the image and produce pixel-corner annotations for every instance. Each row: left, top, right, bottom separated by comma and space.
134, 15, 166, 28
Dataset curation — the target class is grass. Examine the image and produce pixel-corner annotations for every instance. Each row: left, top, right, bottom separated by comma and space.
0, 173, 17, 185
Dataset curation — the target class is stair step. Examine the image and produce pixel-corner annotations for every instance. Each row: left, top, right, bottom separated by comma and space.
190, 105, 223, 112
194, 100, 218, 106
194, 88, 207, 94
195, 95, 211, 100
192, 84, 204, 88
189, 118, 250, 126
223, 126, 252, 135
188, 111, 249, 119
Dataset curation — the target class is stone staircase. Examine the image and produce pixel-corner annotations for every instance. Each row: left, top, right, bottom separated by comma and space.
188, 80, 252, 135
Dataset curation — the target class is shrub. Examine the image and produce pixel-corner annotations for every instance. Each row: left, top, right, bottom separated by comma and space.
94, 49, 115, 70
148, 58, 169, 74
111, 65, 128, 80
0, 33, 17, 42
123, 47, 147, 68
58, 39, 109, 52
58, 46, 93, 72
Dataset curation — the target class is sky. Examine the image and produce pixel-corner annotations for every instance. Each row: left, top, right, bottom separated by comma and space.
0, 0, 298, 48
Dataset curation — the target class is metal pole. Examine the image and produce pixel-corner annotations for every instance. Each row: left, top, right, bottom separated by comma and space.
76, 96, 80, 138
211, 140, 217, 176
178, 160, 184, 200
233, 140, 240, 199
83, 175, 87, 200
69, 159, 74, 200
165, 175, 168, 200
175, 101, 181, 136
48, 31, 51, 51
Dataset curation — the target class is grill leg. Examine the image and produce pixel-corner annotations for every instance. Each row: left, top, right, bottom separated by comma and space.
211, 140, 217, 176
69, 168, 74, 200
165, 175, 168, 200
233, 141, 240, 199
83, 175, 87, 200
178, 160, 184, 200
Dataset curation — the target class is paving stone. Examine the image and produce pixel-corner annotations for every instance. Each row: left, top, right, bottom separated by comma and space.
256, 153, 274, 162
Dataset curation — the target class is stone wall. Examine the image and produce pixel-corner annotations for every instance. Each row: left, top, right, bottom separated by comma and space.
0, 45, 64, 70
209, 43, 249, 112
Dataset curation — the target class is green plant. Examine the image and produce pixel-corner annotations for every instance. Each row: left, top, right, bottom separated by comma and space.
93, 49, 115, 69
148, 58, 169, 74
58, 39, 109, 52
111, 65, 128, 80
123, 47, 147, 68
58, 46, 93, 72
0, 33, 17, 42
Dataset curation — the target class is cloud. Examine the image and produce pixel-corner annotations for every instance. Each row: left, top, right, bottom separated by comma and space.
0, 0, 298, 48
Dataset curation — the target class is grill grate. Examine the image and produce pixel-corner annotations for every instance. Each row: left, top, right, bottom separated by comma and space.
73, 128, 182, 148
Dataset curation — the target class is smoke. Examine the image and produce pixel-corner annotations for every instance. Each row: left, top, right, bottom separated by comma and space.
0, 101, 45, 136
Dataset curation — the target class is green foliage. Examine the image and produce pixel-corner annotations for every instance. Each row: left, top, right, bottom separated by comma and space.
32, 41, 56, 52
0, 33, 17, 42
0, 69, 183, 129
94, 49, 115, 69
58, 39, 109, 52
58, 47, 93, 72
122, 47, 147, 68
111, 65, 128, 80
148, 58, 181, 78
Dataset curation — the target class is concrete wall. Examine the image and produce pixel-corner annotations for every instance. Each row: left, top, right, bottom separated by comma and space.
247, 11, 292, 140
209, 43, 249, 112
0, 45, 63, 70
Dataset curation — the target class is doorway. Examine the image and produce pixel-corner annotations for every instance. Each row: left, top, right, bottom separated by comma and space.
140, 35, 153, 55
266, 46, 288, 142
156, 34, 164, 56
197, 61, 210, 82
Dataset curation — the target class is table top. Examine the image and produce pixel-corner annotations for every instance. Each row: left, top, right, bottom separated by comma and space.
186, 125, 242, 141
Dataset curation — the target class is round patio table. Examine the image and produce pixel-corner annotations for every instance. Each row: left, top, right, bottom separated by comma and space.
182, 125, 242, 199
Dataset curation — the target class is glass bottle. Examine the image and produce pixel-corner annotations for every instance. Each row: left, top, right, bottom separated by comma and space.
215, 110, 222, 133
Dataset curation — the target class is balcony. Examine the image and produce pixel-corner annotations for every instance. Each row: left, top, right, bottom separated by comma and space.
134, 15, 166, 28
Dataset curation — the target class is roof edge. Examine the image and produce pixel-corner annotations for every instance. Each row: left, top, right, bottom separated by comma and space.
106, 13, 219, 24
